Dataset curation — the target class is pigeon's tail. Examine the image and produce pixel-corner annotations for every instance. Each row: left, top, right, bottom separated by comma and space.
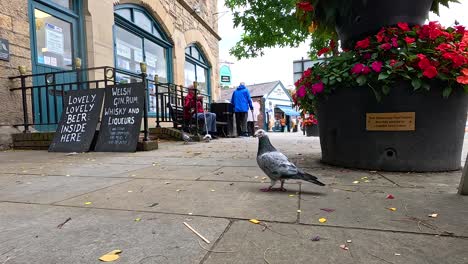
300, 172, 325, 186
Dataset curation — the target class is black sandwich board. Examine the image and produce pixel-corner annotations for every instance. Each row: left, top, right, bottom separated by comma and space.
49, 89, 104, 152
94, 83, 145, 152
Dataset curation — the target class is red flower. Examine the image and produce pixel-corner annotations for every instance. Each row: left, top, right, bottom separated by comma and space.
311, 82, 324, 94
371, 61, 383, 73
442, 52, 466, 68
330, 39, 336, 51
457, 68, 468, 84
390, 59, 398, 67
304, 68, 312, 78
391, 37, 398, 47
362, 66, 372, 75
436, 43, 452, 52
351, 63, 365, 74
376, 29, 386, 43
355, 37, 371, 49
423, 66, 438, 78
380, 43, 392, 50
297, 2, 314, 12
317, 47, 331, 56
397, 22, 410, 31
455, 25, 466, 35
404, 37, 415, 44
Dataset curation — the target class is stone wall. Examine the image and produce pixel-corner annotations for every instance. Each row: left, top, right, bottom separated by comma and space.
0, 0, 31, 148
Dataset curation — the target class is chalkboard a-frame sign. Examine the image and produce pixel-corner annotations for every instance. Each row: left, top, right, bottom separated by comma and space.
94, 83, 145, 152
49, 89, 105, 152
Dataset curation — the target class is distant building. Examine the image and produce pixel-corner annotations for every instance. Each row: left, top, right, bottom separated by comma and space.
220, 81, 299, 131
293, 57, 323, 83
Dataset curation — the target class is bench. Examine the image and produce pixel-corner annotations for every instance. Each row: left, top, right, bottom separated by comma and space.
167, 103, 203, 134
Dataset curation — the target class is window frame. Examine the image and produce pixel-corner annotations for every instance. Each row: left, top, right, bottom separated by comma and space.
113, 4, 174, 117
185, 44, 211, 100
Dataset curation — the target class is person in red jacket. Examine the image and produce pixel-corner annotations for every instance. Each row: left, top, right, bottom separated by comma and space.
184, 85, 217, 137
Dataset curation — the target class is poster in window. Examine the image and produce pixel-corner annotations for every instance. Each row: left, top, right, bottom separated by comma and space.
146, 53, 157, 68
116, 41, 131, 59
134, 49, 143, 63
117, 57, 130, 71
45, 23, 64, 55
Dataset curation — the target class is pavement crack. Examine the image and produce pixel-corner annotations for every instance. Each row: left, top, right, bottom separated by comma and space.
376, 172, 401, 187
199, 220, 235, 264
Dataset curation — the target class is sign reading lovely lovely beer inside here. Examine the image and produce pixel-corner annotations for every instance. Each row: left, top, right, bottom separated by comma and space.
49, 89, 104, 152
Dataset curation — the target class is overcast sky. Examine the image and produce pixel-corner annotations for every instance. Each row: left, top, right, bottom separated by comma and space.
217, 1, 468, 89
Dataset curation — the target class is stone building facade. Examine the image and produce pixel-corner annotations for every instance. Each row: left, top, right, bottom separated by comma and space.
0, 0, 220, 148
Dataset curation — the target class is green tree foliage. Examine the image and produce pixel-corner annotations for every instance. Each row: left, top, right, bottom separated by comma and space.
224, 0, 310, 59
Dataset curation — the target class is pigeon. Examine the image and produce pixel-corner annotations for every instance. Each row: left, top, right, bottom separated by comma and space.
181, 131, 193, 144
255, 129, 325, 192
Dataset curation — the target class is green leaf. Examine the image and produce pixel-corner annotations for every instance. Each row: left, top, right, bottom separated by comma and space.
443, 87, 453, 98
378, 72, 389, 80
356, 75, 367, 86
411, 79, 422, 90
422, 82, 431, 91
464, 85, 468, 93
382, 85, 391, 95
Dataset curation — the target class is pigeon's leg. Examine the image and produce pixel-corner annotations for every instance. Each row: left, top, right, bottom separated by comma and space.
278, 180, 287, 192
260, 179, 277, 192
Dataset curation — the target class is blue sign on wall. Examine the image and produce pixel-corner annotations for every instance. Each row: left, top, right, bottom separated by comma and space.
220, 65, 232, 85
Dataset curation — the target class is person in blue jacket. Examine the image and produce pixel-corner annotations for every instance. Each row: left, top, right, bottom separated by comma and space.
231, 82, 253, 137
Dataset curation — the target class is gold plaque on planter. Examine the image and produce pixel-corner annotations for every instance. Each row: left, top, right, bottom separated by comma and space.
366, 112, 415, 131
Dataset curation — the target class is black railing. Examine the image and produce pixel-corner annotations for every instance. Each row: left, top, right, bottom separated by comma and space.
9, 66, 211, 140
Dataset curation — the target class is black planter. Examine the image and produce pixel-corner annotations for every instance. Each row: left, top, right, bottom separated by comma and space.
335, 0, 433, 48
305, 125, 319, 137
317, 82, 468, 172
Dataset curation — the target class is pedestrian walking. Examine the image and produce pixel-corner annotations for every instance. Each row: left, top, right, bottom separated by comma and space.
231, 82, 253, 137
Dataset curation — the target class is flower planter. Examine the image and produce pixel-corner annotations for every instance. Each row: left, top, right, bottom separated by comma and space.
335, 0, 433, 48
305, 125, 319, 137
317, 82, 468, 172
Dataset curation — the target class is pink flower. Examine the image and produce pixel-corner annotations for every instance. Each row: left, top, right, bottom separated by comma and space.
311, 82, 324, 94
380, 43, 392, 50
351, 63, 365, 74
371, 61, 383, 73
392, 37, 398, 47
362, 66, 371, 75
297, 86, 307, 98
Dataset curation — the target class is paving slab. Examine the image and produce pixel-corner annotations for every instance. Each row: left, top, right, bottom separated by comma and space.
114, 165, 221, 180
0, 174, 131, 204
299, 185, 468, 236
379, 171, 462, 192
56, 180, 299, 222
0, 162, 150, 177
198, 166, 394, 187
203, 220, 468, 264
0, 203, 229, 264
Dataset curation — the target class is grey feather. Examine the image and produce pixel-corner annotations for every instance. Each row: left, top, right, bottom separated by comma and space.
256, 131, 325, 187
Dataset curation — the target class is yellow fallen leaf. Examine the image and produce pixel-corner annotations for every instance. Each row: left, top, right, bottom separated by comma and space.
249, 219, 260, 224
319, 218, 327, 223
84, 202, 92, 205
289, 194, 295, 197
127, 190, 133, 193
210, 189, 216, 192
297, 210, 302, 213
99, 250, 122, 262
388, 207, 397, 211
428, 213, 438, 218
134, 218, 141, 222
361, 177, 368, 180
353, 181, 360, 184
364, 180, 370, 183
261, 177, 268, 180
